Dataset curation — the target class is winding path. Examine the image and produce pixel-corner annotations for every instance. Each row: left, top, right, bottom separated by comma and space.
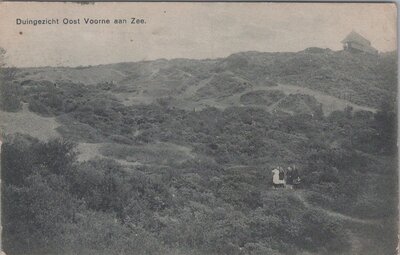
292, 190, 382, 255
294, 190, 380, 226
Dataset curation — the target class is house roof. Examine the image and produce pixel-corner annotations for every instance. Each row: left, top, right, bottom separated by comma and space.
341, 31, 371, 46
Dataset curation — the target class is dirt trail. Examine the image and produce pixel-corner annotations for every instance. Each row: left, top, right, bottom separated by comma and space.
267, 95, 289, 112
270, 83, 377, 115
294, 190, 379, 226
76, 141, 196, 167
293, 190, 382, 255
177, 82, 377, 115
110, 68, 128, 77
0, 103, 60, 141
76, 142, 142, 167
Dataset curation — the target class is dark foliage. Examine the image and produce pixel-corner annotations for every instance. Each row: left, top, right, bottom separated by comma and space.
2, 49, 397, 254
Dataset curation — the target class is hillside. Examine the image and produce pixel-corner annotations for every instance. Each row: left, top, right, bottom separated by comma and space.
15, 49, 396, 112
1, 48, 397, 255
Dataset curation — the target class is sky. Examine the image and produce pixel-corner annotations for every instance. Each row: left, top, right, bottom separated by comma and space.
0, 2, 397, 67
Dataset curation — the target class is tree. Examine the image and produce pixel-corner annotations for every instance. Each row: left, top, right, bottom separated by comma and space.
0, 48, 16, 79
0, 47, 6, 67
374, 99, 397, 154
0, 47, 21, 111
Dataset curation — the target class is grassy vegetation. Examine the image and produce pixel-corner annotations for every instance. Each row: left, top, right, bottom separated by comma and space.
1, 49, 397, 254
3, 92, 397, 254
240, 90, 285, 106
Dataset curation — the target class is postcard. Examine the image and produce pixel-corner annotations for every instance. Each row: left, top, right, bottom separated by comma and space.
0, 2, 397, 255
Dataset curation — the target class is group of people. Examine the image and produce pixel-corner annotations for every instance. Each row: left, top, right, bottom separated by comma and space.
271, 165, 301, 189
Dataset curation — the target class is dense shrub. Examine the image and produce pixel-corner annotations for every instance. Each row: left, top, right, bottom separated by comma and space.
2, 135, 169, 255
2, 133, 360, 255
1, 53, 397, 254
0, 81, 21, 112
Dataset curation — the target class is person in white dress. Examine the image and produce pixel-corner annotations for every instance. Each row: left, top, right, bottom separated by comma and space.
272, 167, 285, 188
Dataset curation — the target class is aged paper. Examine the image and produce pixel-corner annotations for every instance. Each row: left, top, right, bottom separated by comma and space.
0, 2, 397, 255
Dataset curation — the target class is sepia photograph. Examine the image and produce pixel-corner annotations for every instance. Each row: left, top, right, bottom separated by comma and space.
0, 2, 397, 255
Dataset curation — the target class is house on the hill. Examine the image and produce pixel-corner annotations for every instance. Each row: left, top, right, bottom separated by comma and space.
341, 31, 378, 54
